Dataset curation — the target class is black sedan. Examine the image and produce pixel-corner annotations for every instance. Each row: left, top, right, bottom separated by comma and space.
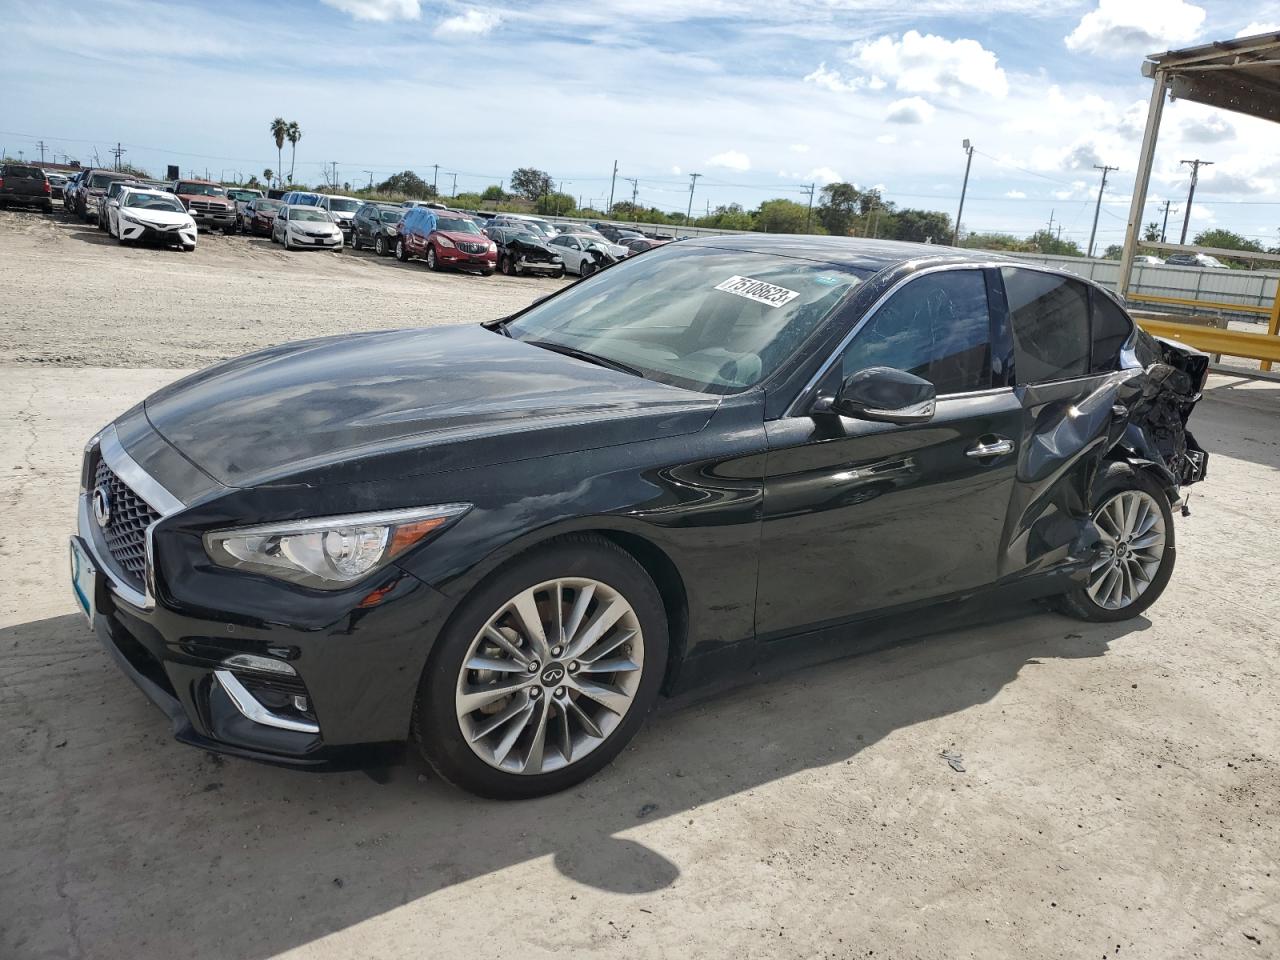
70, 236, 1208, 799
486, 224, 566, 277
350, 201, 403, 256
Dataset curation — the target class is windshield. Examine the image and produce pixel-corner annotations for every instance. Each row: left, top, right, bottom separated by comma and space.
512, 231, 542, 244
226, 189, 260, 201
378, 209, 403, 222
292, 208, 332, 222
326, 198, 360, 212
89, 173, 127, 188
256, 199, 285, 211
436, 216, 481, 234
178, 183, 226, 197
124, 193, 185, 213
505, 245, 867, 393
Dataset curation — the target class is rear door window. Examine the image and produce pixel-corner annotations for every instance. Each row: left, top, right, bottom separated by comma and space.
840, 268, 993, 395
1000, 268, 1091, 383
1091, 291, 1133, 372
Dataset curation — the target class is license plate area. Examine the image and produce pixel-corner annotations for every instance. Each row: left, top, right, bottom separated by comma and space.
69, 536, 98, 627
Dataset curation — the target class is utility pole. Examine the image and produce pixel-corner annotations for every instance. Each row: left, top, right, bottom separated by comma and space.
953, 138, 974, 246
1046, 209, 1055, 244
685, 172, 701, 225
1087, 164, 1118, 258
801, 182, 816, 233
37, 140, 47, 165
364, 170, 374, 190
1160, 199, 1173, 242
607, 160, 618, 215
431, 164, 440, 195
1178, 158, 1213, 244
449, 172, 458, 197
622, 177, 639, 225
111, 142, 126, 171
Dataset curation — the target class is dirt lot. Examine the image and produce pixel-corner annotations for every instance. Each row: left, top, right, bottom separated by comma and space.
1, 208, 1279, 960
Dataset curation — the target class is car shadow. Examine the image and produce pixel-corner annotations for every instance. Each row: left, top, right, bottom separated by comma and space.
0, 604, 1144, 959
1198, 376, 1280, 471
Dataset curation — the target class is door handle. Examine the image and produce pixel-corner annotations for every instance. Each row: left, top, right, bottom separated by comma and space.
966, 437, 1014, 458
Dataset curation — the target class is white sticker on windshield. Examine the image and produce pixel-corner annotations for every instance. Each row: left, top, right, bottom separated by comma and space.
714, 275, 800, 309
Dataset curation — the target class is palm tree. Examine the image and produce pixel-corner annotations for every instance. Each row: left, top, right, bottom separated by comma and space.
286, 121, 301, 184
269, 118, 287, 186
263, 168, 273, 188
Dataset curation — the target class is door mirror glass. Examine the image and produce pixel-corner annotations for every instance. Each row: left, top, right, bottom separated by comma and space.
828, 366, 936, 424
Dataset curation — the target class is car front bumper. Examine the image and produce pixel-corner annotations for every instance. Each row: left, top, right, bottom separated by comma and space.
72, 432, 451, 768
117, 219, 197, 246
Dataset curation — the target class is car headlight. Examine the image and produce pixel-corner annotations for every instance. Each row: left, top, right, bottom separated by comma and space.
436, 236, 455, 248
203, 504, 469, 589
487, 241, 497, 253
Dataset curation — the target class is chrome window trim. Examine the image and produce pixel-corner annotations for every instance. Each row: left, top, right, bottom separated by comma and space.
80, 424, 187, 611
784, 259, 1120, 418
214, 670, 321, 734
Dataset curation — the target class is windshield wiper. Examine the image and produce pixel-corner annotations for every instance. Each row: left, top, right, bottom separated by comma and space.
524, 340, 644, 378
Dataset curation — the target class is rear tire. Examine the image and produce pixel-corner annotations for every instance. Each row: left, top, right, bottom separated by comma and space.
427, 246, 439, 271
375, 235, 387, 256
396, 239, 407, 262
1054, 463, 1176, 623
413, 535, 668, 799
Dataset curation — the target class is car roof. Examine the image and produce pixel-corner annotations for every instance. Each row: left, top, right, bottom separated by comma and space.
677, 234, 1016, 272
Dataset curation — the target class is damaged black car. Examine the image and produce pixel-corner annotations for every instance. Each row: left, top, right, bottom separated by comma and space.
485, 224, 567, 278
70, 236, 1207, 799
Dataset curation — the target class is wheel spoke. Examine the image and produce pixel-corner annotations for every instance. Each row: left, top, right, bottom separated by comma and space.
570, 678, 632, 716
468, 691, 533, 742
465, 655, 528, 673
578, 656, 640, 675
457, 676, 532, 714
520, 698, 550, 774
564, 695, 604, 739
553, 699, 573, 763
577, 628, 635, 665
561, 583, 596, 649
509, 589, 550, 660
491, 700, 536, 766
564, 597, 628, 661
481, 625, 533, 668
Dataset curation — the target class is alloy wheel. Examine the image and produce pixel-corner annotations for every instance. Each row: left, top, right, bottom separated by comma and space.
1086, 489, 1167, 610
454, 577, 645, 775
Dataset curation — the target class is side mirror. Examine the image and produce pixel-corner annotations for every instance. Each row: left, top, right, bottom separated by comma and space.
819, 366, 936, 424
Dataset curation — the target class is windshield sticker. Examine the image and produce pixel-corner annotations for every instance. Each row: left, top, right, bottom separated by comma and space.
813, 275, 843, 286
714, 275, 800, 308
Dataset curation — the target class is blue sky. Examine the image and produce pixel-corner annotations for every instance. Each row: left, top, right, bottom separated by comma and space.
3, 0, 1280, 248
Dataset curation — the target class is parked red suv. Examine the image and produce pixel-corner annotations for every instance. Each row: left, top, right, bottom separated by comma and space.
395, 207, 496, 275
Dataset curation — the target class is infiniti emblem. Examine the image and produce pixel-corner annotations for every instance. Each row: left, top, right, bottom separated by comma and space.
540, 664, 565, 686
92, 485, 112, 529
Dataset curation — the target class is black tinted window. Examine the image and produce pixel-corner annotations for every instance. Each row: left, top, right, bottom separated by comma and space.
1091, 292, 1132, 372
1001, 268, 1090, 383
841, 269, 992, 395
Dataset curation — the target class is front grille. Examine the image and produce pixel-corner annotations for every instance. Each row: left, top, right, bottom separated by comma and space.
190, 200, 230, 214
94, 458, 160, 589
457, 241, 486, 254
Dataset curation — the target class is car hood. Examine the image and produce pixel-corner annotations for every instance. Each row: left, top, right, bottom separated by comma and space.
287, 219, 338, 230
143, 324, 719, 488
122, 208, 193, 226
180, 194, 232, 206
437, 230, 488, 245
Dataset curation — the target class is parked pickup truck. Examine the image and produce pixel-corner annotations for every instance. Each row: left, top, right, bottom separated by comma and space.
0, 163, 53, 212
170, 179, 237, 233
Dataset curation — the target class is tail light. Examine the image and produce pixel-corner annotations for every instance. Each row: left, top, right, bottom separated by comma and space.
43, 180, 51, 194
0, 177, 4, 190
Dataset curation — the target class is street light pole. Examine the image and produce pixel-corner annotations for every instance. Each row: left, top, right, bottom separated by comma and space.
607, 160, 618, 215
686, 172, 701, 225
1087, 163, 1118, 258
953, 139, 974, 246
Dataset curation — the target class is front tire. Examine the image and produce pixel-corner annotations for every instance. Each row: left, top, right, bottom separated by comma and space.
375, 235, 388, 256
351, 231, 362, 251
1055, 463, 1175, 622
413, 536, 667, 799
396, 239, 407, 262
426, 246, 439, 271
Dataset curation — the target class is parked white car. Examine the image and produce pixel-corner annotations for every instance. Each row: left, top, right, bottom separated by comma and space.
1132, 255, 1165, 266
547, 233, 630, 276
272, 204, 344, 250
318, 194, 361, 242
108, 188, 198, 250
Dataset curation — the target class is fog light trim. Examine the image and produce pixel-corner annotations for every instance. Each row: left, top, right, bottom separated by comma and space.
215, 670, 319, 734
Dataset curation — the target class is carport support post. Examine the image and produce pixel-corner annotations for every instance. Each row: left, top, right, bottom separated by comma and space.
1119, 67, 1169, 299
1265, 286, 1280, 372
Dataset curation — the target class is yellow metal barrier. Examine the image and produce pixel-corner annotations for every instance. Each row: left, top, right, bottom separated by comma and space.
1128, 293, 1272, 316
1136, 318, 1280, 365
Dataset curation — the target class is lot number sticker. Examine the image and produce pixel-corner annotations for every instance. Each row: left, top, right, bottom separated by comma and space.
714, 275, 800, 308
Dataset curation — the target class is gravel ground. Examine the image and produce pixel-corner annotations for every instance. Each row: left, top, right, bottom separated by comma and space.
1, 209, 1279, 960
0, 208, 563, 368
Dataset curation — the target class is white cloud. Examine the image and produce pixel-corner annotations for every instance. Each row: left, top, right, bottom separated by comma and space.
434, 8, 501, 37
321, 0, 420, 21
671, 165, 682, 175
1005, 189, 1027, 199
885, 96, 936, 124
1236, 22, 1280, 39
1181, 114, 1234, 144
807, 166, 842, 185
789, 143, 810, 153
706, 149, 751, 171
850, 30, 1008, 99
1065, 0, 1205, 56
875, 134, 897, 145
